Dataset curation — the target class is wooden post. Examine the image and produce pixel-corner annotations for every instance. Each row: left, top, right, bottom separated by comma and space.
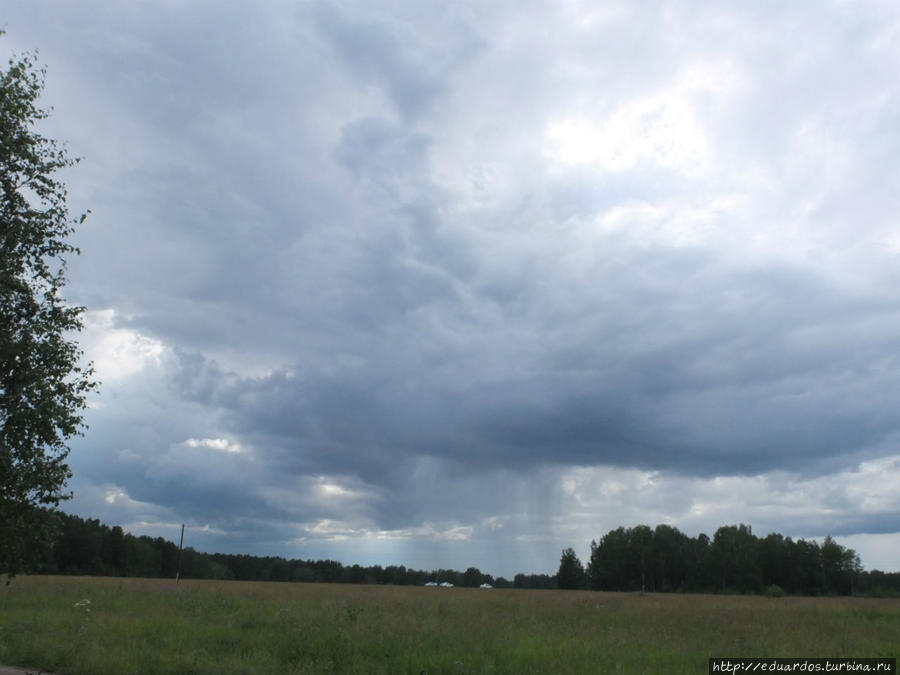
641, 548, 645, 595
175, 523, 185, 584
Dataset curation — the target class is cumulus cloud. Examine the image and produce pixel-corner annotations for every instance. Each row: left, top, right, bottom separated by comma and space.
81, 309, 164, 381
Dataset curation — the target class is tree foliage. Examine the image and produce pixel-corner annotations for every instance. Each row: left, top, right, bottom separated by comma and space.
1, 39, 96, 577
587, 523, 867, 596
19, 508, 900, 596
557, 547, 586, 590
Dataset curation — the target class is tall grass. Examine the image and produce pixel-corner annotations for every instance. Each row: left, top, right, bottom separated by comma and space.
0, 576, 897, 674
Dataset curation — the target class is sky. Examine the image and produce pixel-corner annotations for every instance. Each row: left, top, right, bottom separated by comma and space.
4, 1, 900, 578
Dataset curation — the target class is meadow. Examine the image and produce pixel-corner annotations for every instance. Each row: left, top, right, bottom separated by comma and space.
0, 576, 897, 674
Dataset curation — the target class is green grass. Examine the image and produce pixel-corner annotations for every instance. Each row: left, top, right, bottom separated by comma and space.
0, 576, 897, 674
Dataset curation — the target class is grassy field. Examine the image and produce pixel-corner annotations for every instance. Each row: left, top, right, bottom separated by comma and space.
0, 576, 897, 674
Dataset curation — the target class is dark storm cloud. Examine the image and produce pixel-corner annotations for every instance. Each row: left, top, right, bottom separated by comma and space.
311, 1, 482, 119
6, 1, 900, 572
163, 239, 900, 498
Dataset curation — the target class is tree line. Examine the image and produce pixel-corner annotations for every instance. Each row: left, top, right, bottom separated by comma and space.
14, 510, 900, 596
556, 523, 900, 596
25, 509, 557, 589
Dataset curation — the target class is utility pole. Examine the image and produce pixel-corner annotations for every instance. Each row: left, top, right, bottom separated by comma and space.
641, 547, 646, 595
175, 523, 185, 584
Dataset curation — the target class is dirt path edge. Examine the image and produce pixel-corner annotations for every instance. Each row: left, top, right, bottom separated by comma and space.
0, 665, 62, 675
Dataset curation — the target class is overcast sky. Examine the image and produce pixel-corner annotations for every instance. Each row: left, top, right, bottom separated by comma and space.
5, 1, 900, 577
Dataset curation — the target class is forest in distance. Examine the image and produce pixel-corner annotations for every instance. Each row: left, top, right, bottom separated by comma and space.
16, 509, 900, 597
